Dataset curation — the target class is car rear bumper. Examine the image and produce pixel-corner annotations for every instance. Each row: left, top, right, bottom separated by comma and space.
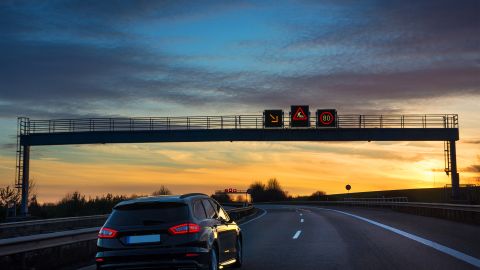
96, 247, 210, 270
97, 260, 205, 270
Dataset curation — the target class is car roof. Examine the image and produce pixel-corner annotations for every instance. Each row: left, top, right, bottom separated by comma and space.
114, 193, 210, 208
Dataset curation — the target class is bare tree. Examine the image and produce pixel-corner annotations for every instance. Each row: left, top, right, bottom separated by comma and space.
309, 190, 326, 201
152, 185, 172, 196
267, 178, 282, 191
249, 178, 288, 202
0, 185, 20, 207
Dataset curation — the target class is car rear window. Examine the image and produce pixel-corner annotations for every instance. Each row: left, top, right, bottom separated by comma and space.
106, 202, 189, 226
202, 199, 216, 219
193, 200, 207, 219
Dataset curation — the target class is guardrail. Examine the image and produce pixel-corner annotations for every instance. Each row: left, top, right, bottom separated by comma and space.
341, 197, 409, 207
263, 200, 480, 224
344, 197, 409, 203
226, 205, 255, 221
18, 114, 458, 134
0, 227, 98, 256
0, 226, 99, 270
0, 214, 109, 239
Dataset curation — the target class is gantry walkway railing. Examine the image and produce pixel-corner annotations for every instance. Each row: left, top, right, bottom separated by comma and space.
17, 114, 458, 134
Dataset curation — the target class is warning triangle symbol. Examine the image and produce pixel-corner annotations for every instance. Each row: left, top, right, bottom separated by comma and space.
293, 107, 308, 121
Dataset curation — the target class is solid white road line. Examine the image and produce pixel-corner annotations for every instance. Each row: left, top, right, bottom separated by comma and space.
239, 208, 267, 226
292, 230, 302, 239
300, 219, 304, 223
318, 207, 480, 268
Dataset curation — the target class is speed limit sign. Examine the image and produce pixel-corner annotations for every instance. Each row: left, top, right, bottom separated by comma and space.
316, 109, 337, 127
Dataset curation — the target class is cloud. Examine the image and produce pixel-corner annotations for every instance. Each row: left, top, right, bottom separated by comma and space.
0, 143, 15, 150
0, 39, 248, 117
0, 0, 478, 120
58, 0, 252, 21
0, 40, 155, 101
282, 0, 480, 64
461, 155, 480, 173
463, 165, 480, 173
275, 66, 480, 100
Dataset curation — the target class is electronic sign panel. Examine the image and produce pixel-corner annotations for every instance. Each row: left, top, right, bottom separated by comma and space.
316, 109, 337, 127
264, 110, 283, 128
290, 105, 310, 127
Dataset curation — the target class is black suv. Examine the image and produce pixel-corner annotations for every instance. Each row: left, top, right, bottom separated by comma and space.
96, 193, 243, 270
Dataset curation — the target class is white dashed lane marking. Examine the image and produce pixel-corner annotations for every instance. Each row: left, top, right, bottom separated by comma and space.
292, 230, 302, 239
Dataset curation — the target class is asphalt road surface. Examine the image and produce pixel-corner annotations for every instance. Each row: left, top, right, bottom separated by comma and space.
238, 205, 479, 270
80, 204, 480, 270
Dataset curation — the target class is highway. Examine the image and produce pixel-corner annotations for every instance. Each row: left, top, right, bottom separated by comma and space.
238, 205, 480, 270
79, 204, 480, 270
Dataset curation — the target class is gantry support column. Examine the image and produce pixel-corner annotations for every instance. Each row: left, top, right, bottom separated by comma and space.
450, 140, 460, 199
20, 145, 30, 216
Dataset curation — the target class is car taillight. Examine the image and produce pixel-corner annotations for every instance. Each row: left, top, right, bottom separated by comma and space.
168, 223, 200, 235
98, 227, 118, 239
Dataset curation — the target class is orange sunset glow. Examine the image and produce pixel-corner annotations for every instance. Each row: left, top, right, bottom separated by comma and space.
1, 98, 479, 203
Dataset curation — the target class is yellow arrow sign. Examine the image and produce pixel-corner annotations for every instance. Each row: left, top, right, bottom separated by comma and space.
269, 114, 279, 123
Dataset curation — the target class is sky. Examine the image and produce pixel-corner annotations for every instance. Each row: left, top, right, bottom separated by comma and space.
0, 0, 479, 203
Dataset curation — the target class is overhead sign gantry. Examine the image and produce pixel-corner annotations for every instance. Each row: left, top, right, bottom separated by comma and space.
14, 109, 460, 216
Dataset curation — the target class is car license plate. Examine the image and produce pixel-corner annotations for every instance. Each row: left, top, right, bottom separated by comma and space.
126, 234, 161, 244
